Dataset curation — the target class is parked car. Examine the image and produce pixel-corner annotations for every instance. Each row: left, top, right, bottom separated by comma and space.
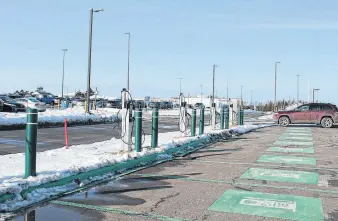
16, 97, 47, 112
0, 95, 26, 112
134, 100, 146, 108
107, 99, 122, 109
34, 93, 55, 105
149, 101, 159, 109
275, 103, 338, 128
194, 103, 205, 109
0, 98, 17, 112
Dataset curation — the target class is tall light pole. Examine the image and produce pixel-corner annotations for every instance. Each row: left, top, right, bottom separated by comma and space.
274, 61, 280, 111
61, 49, 68, 98
125, 32, 131, 90
200, 84, 203, 104
86, 8, 104, 113
178, 78, 183, 94
212, 64, 218, 105
296, 75, 300, 104
313, 89, 320, 102
250, 90, 253, 106
240, 86, 243, 108
226, 79, 229, 101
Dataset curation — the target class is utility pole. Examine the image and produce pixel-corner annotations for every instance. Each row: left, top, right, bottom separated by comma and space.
212, 64, 217, 105
240, 86, 243, 108
274, 61, 280, 111
226, 79, 229, 101
250, 90, 253, 106
125, 32, 131, 90
200, 84, 203, 104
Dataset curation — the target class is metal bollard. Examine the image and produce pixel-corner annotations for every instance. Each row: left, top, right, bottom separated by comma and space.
220, 107, 225, 129
25, 108, 38, 178
191, 109, 196, 136
151, 108, 159, 148
134, 108, 142, 152
225, 109, 229, 129
199, 108, 204, 135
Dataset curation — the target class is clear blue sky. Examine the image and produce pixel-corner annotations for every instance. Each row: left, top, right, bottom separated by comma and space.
1, 0, 338, 103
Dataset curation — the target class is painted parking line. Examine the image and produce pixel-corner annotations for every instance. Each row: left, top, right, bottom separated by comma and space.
240, 168, 318, 184
208, 189, 324, 221
278, 136, 313, 141
286, 128, 312, 131
273, 140, 314, 146
0, 138, 46, 147
282, 133, 313, 137
257, 155, 316, 165
267, 147, 315, 154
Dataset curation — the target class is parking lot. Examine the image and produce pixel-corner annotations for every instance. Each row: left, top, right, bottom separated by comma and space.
8, 124, 337, 221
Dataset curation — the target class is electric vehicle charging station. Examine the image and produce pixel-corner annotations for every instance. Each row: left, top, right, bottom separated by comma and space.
179, 93, 188, 132
121, 88, 133, 152
228, 98, 241, 126
211, 103, 216, 128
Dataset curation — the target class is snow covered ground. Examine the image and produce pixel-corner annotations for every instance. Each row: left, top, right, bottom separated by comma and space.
0, 124, 266, 212
0, 108, 120, 126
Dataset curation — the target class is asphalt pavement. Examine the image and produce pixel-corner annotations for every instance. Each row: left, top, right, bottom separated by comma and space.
0, 115, 211, 155
10, 124, 338, 221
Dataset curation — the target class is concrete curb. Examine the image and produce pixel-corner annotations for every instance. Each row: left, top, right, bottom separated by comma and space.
0, 128, 252, 212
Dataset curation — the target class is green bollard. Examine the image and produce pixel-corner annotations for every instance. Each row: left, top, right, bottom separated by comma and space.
225, 109, 229, 129
220, 107, 225, 129
134, 108, 142, 152
25, 108, 38, 178
199, 108, 204, 135
191, 109, 196, 136
241, 109, 244, 125
151, 108, 159, 148
237, 110, 241, 126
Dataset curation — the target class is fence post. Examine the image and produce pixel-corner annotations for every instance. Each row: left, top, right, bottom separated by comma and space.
151, 108, 159, 148
199, 108, 204, 135
134, 108, 142, 152
25, 108, 38, 178
225, 109, 229, 129
191, 109, 196, 136
220, 107, 225, 129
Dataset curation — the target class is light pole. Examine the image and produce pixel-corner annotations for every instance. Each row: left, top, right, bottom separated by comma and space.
61, 49, 68, 98
274, 61, 280, 111
86, 8, 104, 113
212, 64, 218, 105
296, 75, 300, 104
200, 84, 203, 104
178, 78, 183, 94
250, 90, 253, 106
240, 86, 243, 108
313, 89, 320, 102
226, 79, 229, 101
125, 32, 131, 90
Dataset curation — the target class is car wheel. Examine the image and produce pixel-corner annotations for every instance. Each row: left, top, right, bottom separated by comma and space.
321, 117, 333, 128
279, 116, 290, 127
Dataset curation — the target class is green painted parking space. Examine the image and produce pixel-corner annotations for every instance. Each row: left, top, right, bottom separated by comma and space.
257, 155, 316, 165
278, 136, 313, 141
240, 168, 318, 184
267, 147, 315, 154
274, 140, 314, 146
208, 189, 323, 221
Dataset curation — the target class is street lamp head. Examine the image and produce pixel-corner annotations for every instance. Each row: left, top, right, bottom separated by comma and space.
125, 32, 130, 35
276, 61, 281, 64
314, 88, 320, 91
94, 8, 104, 12
62, 49, 68, 52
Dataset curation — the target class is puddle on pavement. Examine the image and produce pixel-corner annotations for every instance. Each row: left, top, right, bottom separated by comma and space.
11, 204, 85, 221
61, 177, 171, 206
7, 177, 172, 221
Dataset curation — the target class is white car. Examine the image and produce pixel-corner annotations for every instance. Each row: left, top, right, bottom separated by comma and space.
16, 97, 47, 112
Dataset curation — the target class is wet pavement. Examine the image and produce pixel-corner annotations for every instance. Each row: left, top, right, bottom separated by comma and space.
7, 124, 338, 221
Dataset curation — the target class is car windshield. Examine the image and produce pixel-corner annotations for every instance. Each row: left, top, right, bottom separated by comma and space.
0, 96, 10, 102
28, 98, 38, 102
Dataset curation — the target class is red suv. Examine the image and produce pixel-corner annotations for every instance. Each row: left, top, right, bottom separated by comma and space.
275, 103, 338, 128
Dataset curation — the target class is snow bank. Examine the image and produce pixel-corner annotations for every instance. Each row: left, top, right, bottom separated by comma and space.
0, 109, 120, 126
0, 124, 266, 212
